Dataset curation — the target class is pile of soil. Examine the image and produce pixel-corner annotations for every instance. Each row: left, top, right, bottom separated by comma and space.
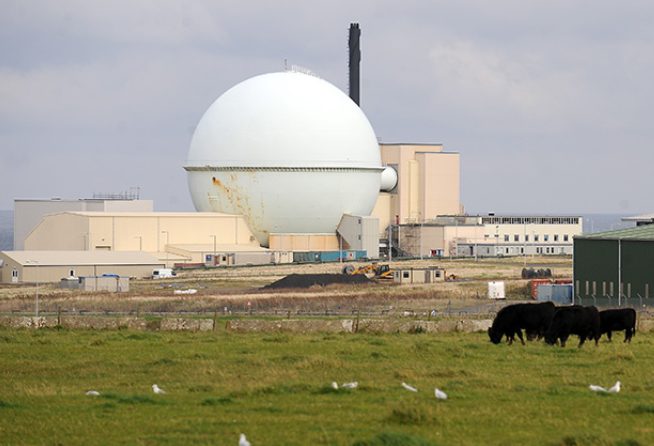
263, 273, 373, 289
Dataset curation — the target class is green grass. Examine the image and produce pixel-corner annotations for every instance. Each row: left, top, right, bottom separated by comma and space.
1, 328, 654, 446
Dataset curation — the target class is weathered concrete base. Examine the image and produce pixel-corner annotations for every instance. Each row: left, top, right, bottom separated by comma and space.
226, 318, 492, 334
1, 315, 652, 334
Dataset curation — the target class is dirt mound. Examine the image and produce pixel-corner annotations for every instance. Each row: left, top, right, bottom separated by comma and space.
263, 273, 373, 289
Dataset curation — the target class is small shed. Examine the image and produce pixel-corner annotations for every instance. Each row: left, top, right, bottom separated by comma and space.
61, 275, 130, 292
393, 267, 446, 284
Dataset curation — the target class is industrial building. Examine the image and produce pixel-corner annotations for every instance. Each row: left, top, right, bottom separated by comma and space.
23, 211, 266, 266
573, 225, 654, 303
0, 251, 162, 284
14, 196, 152, 251
393, 215, 582, 259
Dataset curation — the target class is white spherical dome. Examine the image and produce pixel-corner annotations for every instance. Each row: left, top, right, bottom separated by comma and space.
185, 71, 382, 247
380, 166, 398, 191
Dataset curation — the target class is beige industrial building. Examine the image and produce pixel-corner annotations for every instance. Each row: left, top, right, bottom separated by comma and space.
372, 143, 461, 231
0, 251, 162, 284
24, 211, 266, 267
14, 197, 153, 250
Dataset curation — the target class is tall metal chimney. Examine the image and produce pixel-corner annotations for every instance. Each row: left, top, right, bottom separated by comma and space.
348, 23, 361, 106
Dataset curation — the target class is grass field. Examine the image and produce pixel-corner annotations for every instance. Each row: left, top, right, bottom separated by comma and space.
2, 327, 654, 446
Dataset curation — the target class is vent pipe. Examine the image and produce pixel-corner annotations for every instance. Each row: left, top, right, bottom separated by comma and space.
348, 23, 361, 106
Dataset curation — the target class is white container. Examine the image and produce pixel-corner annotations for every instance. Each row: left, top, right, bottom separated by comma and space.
488, 281, 506, 299
152, 268, 177, 279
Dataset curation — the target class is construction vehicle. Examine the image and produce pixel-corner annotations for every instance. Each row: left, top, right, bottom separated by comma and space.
342, 263, 394, 280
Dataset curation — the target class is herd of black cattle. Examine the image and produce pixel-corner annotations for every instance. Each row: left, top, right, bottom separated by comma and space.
488, 302, 637, 347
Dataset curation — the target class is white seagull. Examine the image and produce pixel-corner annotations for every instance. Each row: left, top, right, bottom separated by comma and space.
152, 384, 166, 394
331, 382, 339, 390
434, 388, 448, 400
401, 382, 418, 392
608, 381, 621, 393
239, 433, 251, 446
590, 381, 621, 393
341, 382, 358, 388
86, 390, 100, 396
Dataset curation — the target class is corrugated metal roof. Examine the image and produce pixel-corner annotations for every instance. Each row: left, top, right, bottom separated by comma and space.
576, 224, 654, 240
1, 251, 162, 266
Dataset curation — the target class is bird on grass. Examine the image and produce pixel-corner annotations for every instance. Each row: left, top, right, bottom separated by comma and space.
86, 390, 100, 396
589, 381, 620, 393
331, 382, 339, 389
341, 382, 358, 388
152, 384, 166, 394
239, 433, 251, 446
434, 388, 448, 400
401, 382, 418, 392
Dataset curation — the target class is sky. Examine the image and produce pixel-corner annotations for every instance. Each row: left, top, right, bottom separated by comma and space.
1, 1, 653, 216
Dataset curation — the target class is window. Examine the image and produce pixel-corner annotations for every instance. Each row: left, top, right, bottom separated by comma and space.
403, 271, 410, 278
564, 235, 569, 242
544, 235, 549, 242
534, 235, 539, 242
69, 269, 75, 277
514, 234, 519, 242
554, 235, 559, 242
525, 235, 529, 242
504, 235, 509, 242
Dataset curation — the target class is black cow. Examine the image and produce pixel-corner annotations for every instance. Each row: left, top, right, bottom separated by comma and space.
599, 308, 636, 343
488, 301, 557, 345
544, 305, 600, 348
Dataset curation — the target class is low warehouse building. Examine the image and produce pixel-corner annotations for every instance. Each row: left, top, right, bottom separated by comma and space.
0, 251, 163, 284
573, 226, 654, 304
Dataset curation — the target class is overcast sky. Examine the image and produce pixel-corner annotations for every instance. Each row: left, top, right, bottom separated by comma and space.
2, 1, 653, 216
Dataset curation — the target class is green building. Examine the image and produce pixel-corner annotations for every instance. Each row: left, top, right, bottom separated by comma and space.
574, 225, 654, 305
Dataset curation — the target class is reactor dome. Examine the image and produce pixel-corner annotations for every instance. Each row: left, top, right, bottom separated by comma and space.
185, 71, 383, 247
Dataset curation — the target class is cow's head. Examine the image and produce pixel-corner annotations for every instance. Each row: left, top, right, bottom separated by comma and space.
544, 332, 557, 345
488, 327, 502, 344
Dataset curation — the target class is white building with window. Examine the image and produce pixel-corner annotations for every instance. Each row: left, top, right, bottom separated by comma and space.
470, 215, 582, 257
396, 215, 582, 258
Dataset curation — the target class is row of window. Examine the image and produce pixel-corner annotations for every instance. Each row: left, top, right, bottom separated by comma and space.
482, 217, 580, 225
485, 234, 570, 242
475, 246, 568, 255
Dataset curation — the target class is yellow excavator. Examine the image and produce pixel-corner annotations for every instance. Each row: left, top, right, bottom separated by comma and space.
342, 263, 394, 280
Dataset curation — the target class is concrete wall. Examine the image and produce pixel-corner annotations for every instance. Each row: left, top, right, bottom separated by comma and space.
269, 234, 340, 251
24, 213, 261, 266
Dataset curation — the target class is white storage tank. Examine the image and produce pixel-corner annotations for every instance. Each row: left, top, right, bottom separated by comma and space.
185, 71, 383, 247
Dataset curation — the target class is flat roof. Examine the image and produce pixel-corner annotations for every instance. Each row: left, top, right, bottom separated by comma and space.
50, 211, 242, 218
0, 250, 162, 266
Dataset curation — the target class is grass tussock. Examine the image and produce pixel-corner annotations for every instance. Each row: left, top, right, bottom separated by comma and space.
353, 431, 441, 446
386, 403, 438, 426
